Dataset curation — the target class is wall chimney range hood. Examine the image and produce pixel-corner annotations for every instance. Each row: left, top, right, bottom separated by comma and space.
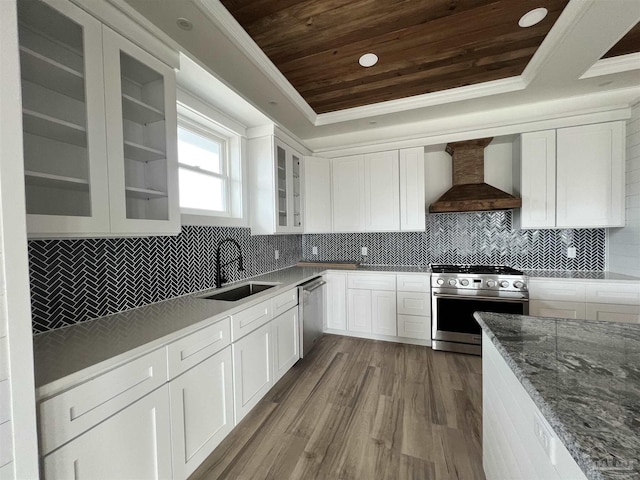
428, 137, 522, 213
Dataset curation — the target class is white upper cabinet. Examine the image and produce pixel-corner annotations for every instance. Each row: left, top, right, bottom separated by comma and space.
332, 155, 366, 232
556, 122, 625, 228
18, 0, 179, 238
303, 156, 332, 233
399, 147, 426, 231
248, 136, 304, 234
103, 28, 179, 235
365, 150, 400, 231
19, 0, 110, 236
518, 121, 625, 229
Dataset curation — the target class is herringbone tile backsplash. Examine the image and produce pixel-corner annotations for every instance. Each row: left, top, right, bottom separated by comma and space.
29, 226, 301, 333
30, 211, 605, 334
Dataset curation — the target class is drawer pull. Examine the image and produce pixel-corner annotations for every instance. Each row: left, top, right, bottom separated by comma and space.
180, 331, 224, 361
69, 367, 154, 421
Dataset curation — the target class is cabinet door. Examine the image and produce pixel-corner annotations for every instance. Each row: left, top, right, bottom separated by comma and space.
303, 156, 332, 233
557, 122, 625, 228
399, 147, 425, 231
274, 139, 289, 232
325, 273, 347, 330
371, 290, 397, 336
347, 289, 372, 333
18, 0, 110, 237
103, 27, 179, 235
365, 150, 399, 231
232, 322, 272, 423
332, 155, 365, 232
397, 315, 431, 340
43, 385, 172, 480
585, 303, 640, 324
520, 130, 556, 229
169, 347, 234, 480
272, 307, 300, 384
530, 300, 586, 320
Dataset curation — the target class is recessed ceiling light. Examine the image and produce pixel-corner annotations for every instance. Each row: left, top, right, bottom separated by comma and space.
268, 100, 278, 105
359, 53, 378, 68
369, 121, 377, 125
518, 8, 548, 28
598, 81, 613, 87
177, 18, 193, 31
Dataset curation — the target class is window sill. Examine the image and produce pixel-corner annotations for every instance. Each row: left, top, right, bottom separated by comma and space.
181, 213, 247, 228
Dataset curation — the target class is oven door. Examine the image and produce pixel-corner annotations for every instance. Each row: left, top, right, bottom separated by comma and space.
432, 292, 529, 346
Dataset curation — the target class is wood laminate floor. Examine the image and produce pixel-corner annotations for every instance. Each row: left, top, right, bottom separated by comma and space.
191, 335, 485, 480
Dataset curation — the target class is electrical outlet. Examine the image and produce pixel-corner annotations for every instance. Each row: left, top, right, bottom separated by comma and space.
312, 246, 318, 255
361, 246, 368, 256
274, 249, 279, 260
567, 247, 577, 259
533, 412, 557, 465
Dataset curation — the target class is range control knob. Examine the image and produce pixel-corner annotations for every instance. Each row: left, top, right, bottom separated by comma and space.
500, 280, 510, 288
460, 279, 470, 286
486, 280, 496, 288
514, 281, 525, 289
448, 278, 457, 286
436, 278, 445, 286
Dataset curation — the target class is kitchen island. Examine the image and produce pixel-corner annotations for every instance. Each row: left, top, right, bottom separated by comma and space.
475, 311, 640, 480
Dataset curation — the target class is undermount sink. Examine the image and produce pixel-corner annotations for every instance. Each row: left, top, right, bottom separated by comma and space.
200, 282, 277, 302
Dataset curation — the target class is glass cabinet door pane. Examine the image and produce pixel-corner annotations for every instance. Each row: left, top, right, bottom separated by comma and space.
292, 154, 301, 227
277, 145, 287, 227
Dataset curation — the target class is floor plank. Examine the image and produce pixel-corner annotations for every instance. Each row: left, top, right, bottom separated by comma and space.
190, 334, 485, 480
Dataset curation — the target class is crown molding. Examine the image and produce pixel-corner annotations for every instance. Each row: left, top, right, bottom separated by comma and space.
580, 53, 640, 79
314, 76, 527, 126
194, 0, 318, 123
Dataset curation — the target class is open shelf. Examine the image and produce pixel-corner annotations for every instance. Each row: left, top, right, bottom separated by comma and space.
25, 170, 89, 191
19, 46, 85, 101
125, 186, 167, 200
22, 109, 86, 147
122, 94, 164, 124
123, 141, 165, 162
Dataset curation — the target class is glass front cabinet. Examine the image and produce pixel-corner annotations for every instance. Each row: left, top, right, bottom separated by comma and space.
18, 0, 179, 238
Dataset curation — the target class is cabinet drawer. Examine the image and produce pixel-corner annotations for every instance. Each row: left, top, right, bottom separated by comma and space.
397, 292, 431, 316
231, 300, 272, 341
347, 274, 395, 291
529, 300, 586, 320
39, 348, 167, 455
586, 303, 640, 323
529, 280, 585, 302
396, 275, 430, 292
397, 315, 431, 340
585, 283, 640, 305
167, 318, 231, 380
272, 288, 298, 318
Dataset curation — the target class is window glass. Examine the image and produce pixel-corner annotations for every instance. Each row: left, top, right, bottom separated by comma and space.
178, 169, 225, 212
178, 127, 222, 174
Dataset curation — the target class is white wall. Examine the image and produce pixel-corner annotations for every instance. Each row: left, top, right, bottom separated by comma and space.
424, 136, 515, 206
609, 102, 640, 276
0, 2, 40, 478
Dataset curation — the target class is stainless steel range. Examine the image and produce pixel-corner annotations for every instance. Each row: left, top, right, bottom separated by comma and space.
431, 264, 529, 355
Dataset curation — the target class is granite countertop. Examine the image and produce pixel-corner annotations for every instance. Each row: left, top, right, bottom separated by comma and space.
33, 264, 430, 399
475, 311, 640, 480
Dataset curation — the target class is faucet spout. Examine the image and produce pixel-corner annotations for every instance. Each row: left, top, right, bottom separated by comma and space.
215, 238, 245, 288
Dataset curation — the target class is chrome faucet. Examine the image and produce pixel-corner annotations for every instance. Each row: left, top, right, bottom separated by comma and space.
214, 238, 245, 288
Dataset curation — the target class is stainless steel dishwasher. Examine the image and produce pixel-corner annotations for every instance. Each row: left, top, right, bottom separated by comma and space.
298, 277, 326, 357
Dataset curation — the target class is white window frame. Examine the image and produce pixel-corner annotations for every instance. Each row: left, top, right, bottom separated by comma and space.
176, 90, 247, 228
177, 118, 231, 217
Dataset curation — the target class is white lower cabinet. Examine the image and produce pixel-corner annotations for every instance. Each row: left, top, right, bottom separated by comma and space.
371, 290, 397, 336
347, 289, 372, 333
346, 274, 397, 335
325, 272, 347, 330
585, 303, 640, 323
169, 347, 234, 480
43, 385, 172, 479
232, 322, 273, 424
530, 300, 586, 320
272, 307, 300, 383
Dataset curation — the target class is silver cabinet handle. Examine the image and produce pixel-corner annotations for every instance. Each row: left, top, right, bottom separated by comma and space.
305, 280, 326, 293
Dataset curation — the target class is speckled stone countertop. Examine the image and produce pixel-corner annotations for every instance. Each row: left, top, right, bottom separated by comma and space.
33, 264, 431, 399
475, 312, 640, 480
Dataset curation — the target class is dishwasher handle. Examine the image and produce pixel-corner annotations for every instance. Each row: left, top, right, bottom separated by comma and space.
303, 279, 326, 293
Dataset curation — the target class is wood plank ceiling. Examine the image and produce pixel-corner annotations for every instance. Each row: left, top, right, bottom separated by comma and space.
220, 0, 570, 114
604, 22, 640, 58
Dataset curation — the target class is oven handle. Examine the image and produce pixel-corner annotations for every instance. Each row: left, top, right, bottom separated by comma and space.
433, 293, 529, 303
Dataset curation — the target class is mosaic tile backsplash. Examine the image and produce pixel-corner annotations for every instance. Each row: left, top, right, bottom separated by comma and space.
29, 226, 302, 333
29, 211, 606, 334
303, 211, 605, 271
